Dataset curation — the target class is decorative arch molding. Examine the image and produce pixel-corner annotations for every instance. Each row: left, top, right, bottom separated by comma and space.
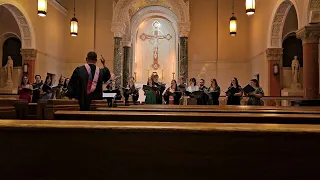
130, 6, 179, 44
305, 0, 320, 24
268, 0, 300, 48
112, 0, 190, 37
0, 0, 35, 49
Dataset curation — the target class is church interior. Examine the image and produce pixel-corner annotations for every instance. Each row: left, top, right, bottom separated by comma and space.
1, 0, 320, 179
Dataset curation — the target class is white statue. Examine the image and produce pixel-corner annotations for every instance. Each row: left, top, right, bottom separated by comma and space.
4, 56, 13, 84
291, 56, 300, 88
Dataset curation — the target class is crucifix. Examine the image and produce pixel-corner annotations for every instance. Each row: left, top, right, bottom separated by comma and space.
140, 20, 172, 70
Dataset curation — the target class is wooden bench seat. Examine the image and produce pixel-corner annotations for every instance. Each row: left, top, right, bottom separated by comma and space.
54, 110, 320, 124
0, 120, 319, 179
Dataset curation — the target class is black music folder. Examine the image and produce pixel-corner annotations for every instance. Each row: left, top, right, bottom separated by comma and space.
243, 84, 255, 94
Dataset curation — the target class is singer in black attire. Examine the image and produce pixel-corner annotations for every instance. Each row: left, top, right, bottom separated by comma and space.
226, 77, 243, 105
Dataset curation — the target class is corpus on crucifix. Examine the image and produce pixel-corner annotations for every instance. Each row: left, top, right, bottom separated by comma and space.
140, 20, 172, 70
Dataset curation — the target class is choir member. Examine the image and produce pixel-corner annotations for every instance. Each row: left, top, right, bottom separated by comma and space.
67, 52, 112, 111
18, 75, 32, 103
226, 77, 243, 105
124, 77, 139, 105
164, 79, 180, 105
198, 79, 209, 105
187, 78, 199, 92
41, 75, 53, 99
246, 79, 264, 106
144, 77, 157, 104
32, 75, 43, 103
53, 76, 68, 99
152, 74, 165, 104
208, 78, 221, 105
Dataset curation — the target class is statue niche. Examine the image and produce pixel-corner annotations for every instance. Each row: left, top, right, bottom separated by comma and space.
2, 37, 22, 67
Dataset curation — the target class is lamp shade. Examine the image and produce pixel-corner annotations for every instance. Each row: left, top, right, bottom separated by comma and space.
23, 63, 28, 73
229, 16, 237, 36
38, 0, 47, 17
273, 63, 279, 75
246, 0, 255, 15
70, 17, 78, 36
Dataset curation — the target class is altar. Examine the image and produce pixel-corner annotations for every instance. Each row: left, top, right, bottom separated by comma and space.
132, 18, 178, 86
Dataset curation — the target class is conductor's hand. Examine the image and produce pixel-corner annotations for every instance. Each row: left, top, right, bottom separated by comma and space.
100, 55, 106, 65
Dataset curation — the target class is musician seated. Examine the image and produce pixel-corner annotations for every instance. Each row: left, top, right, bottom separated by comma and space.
106, 81, 122, 100
164, 80, 181, 105
123, 77, 139, 105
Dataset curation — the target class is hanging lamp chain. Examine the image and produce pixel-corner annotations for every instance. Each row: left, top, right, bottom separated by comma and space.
73, 0, 76, 17
232, 0, 235, 16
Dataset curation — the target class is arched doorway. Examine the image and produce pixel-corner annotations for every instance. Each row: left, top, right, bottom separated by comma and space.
2, 37, 22, 67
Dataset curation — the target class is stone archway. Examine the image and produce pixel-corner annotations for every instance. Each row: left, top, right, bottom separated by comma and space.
306, 0, 320, 24
268, 0, 300, 48
0, 2, 35, 49
0, 0, 36, 84
111, 0, 190, 87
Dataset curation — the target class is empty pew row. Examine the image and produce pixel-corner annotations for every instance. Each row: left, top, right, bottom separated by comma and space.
54, 110, 320, 124
0, 120, 319, 179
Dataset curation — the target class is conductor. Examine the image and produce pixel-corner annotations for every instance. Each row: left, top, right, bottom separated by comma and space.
67, 51, 114, 111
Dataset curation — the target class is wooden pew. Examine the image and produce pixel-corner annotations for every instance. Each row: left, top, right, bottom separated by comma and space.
98, 105, 320, 114
0, 99, 28, 119
41, 99, 110, 119
54, 110, 320, 124
0, 120, 320, 179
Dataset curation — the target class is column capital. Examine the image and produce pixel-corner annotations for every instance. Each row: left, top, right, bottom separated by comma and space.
111, 22, 126, 38
179, 22, 191, 37
123, 35, 132, 47
296, 25, 320, 44
21, 49, 37, 60
266, 48, 283, 61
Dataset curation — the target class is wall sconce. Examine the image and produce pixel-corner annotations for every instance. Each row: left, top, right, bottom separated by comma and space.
273, 63, 279, 76
23, 63, 28, 74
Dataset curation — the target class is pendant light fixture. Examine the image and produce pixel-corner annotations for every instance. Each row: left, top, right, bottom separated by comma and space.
246, 0, 255, 15
37, 0, 47, 17
70, 0, 78, 36
229, 0, 237, 36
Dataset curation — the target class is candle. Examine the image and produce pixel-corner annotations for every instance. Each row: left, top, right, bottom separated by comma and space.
162, 70, 164, 80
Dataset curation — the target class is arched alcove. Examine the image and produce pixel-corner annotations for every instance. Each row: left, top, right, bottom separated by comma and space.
2, 37, 22, 67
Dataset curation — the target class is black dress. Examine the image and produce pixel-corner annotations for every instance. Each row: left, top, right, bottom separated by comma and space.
226, 86, 242, 105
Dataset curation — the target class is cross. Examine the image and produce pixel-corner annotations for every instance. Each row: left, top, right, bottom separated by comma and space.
140, 20, 172, 70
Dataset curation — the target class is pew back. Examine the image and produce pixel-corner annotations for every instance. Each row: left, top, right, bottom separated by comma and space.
54, 110, 320, 124
0, 120, 319, 179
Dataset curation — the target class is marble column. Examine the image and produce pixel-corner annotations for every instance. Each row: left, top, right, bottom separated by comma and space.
296, 26, 320, 99
123, 46, 130, 87
113, 37, 122, 87
266, 48, 282, 96
21, 49, 37, 82
179, 37, 188, 82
